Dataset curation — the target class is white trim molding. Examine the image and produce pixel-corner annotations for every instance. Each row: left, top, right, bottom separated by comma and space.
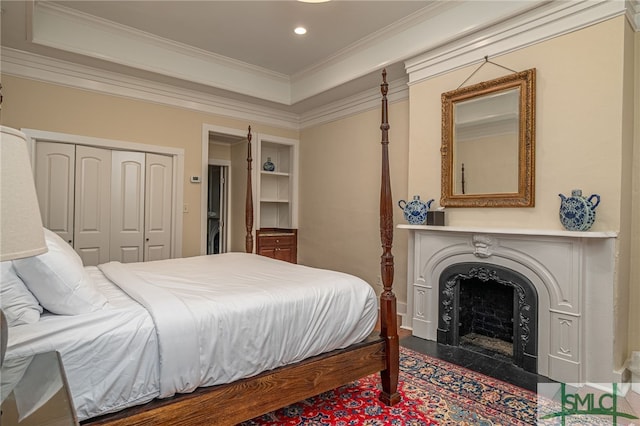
1, 47, 300, 131
300, 77, 409, 129
405, 0, 628, 85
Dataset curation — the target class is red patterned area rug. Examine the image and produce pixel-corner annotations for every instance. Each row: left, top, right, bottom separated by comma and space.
242, 347, 539, 425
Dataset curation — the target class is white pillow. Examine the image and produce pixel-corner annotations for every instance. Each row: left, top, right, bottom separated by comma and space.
13, 228, 108, 315
0, 262, 43, 326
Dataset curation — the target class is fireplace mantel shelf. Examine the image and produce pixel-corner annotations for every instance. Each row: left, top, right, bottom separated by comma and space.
398, 224, 617, 239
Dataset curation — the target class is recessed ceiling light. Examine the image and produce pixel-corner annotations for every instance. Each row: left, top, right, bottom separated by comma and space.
298, 0, 331, 3
294, 27, 307, 35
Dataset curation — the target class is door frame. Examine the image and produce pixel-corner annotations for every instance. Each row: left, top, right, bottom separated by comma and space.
201, 124, 255, 255
23, 128, 184, 258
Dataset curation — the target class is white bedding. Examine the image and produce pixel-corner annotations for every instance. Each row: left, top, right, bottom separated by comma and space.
5, 253, 378, 421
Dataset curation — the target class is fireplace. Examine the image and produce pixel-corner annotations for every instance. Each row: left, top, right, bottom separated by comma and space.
401, 225, 618, 384
437, 263, 538, 373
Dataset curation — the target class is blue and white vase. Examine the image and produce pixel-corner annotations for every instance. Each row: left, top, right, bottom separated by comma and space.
558, 189, 600, 231
398, 195, 434, 225
263, 157, 275, 172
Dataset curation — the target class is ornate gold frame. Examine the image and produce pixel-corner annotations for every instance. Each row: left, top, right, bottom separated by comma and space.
441, 68, 536, 207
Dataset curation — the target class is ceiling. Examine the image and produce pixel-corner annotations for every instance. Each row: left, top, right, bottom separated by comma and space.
50, 1, 430, 77
1, 0, 439, 113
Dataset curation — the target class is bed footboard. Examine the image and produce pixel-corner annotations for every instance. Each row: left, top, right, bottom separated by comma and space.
84, 336, 385, 426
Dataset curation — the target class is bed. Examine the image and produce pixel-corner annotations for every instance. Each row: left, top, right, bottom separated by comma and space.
2, 70, 399, 425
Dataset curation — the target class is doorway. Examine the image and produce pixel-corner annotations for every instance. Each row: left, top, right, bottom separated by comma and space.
202, 125, 252, 255
207, 164, 229, 254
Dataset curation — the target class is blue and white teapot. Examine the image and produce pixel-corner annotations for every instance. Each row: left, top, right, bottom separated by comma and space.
558, 189, 600, 231
398, 195, 434, 225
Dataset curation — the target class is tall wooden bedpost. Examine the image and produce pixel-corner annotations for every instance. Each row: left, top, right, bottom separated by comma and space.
245, 126, 254, 253
378, 69, 401, 405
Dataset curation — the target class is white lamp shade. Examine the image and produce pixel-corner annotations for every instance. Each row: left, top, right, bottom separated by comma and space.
0, 126, 47, 261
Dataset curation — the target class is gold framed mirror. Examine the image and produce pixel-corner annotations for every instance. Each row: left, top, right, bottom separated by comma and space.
441, 68, 536, 207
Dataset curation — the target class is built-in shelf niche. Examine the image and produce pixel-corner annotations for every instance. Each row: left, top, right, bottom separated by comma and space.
256, 137, 298, 230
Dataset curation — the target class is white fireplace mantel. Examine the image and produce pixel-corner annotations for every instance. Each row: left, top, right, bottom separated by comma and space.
399, 224, 619, 384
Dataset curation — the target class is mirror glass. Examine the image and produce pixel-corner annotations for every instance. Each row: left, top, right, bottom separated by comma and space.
441, 68, 536, 207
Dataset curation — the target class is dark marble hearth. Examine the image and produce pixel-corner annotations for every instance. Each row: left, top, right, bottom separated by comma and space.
400, 335, 554, 392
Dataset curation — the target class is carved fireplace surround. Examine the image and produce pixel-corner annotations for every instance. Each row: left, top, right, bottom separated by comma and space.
400, 225, 618, 384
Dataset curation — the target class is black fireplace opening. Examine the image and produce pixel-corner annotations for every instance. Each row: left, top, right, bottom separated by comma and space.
437, 263, 538, 373
459, 277, 514, 358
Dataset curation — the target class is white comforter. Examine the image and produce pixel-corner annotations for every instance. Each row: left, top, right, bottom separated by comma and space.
6, 253, 378, 420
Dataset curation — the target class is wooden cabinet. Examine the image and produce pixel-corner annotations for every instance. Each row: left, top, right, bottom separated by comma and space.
256, 228, 297, 264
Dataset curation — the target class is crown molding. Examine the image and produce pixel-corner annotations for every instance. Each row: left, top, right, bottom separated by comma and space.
31, 2, 292, 105
405, 0, 628, 85
299, 78, 409, 129
0, 47, 300, 130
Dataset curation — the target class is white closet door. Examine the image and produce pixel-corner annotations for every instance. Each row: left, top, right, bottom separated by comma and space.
111, 151, 145, 263
34, 142, 75, 245
74, 146, 111, 266
145, 153, 173, 261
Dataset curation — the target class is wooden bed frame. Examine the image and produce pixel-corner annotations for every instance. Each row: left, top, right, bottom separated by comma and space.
85, 70, 399, 426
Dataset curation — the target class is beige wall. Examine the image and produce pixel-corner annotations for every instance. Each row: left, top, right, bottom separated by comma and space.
209, 142, 231, 162
410, 17, 627, 231
409, 16, 635, 366
630, 28, 640, 353
298, 100, 409, 304
0, 75, 297, 257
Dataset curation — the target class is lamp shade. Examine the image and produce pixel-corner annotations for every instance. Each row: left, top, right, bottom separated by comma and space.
0, 126, 47, 261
